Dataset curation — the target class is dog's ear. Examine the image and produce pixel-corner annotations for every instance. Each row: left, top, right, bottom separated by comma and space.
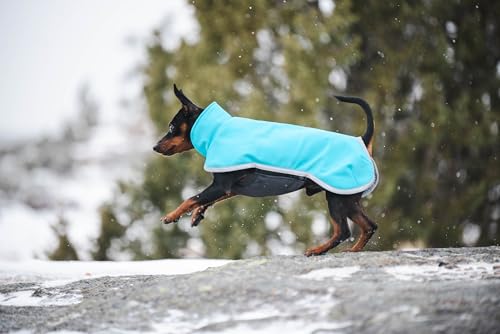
173, 84, 199, 111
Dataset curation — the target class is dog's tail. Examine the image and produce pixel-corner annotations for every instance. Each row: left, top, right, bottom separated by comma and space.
334, 95, 375, 156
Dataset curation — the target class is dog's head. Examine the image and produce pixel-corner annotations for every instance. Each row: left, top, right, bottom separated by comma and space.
153, 85, 202, 156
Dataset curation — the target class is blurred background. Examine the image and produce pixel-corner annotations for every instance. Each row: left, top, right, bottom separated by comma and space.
0, 0, 498, 261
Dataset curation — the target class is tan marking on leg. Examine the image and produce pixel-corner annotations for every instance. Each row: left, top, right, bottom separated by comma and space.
161, 198, 199, 224
305, 217, 342, 256
367, 136, 374, 156
345, 212, 376, 252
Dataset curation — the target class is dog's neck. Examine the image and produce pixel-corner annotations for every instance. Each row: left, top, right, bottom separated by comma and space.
190, 102, 232, 157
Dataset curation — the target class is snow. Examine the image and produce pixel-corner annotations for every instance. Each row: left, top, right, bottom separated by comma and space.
151, 308, 285, 334
370, 305, 426, 324
384, 262, 496, 282
10, 331, 84, 334
3, 253, 498, 333
0, 259, 232, 286
298, 266, 360, 281
0, 289, 82, 307
201, 320, 352, 334
151, 289, 343, 334
0, 204, 57, 260
0, 259, 232, 308
152, 311, 351, 334
235, 307, 283, 321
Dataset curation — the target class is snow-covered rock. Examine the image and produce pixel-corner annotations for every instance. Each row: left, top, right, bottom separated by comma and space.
0, 247, 499, 333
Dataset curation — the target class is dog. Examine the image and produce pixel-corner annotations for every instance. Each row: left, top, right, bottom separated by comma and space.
153, 84, 378, 256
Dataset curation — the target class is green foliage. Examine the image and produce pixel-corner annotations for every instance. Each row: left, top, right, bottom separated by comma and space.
92, 205, 126, 260
47, 217, 79, 261
95, 0, 499, 259
348, 0, 500, 248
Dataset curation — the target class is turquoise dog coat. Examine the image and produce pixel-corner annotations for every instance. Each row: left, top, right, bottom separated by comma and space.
190, 102, 378, 196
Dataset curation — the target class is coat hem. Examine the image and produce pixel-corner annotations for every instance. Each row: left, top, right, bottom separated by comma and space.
204, 160, 379, 197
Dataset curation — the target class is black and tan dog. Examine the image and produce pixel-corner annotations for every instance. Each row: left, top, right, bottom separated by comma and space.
153, 85, 378, 256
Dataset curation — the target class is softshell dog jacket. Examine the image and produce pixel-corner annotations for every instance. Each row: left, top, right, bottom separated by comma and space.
190, 102, 379, 196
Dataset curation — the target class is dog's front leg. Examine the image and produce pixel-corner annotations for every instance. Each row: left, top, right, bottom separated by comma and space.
161, 183, 228, 224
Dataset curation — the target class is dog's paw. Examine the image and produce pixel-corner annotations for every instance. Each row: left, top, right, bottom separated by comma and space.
304, 247, 327, 257
191, 207, 205, 227
161, 214, 179, 224
191, 215, 204, 227
341, 247, 361, 253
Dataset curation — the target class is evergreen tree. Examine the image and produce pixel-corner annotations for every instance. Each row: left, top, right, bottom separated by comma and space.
348, 0, 500, 248
47, 217, 79, 261
92, 205, 126, 260
96, 0, 500, 259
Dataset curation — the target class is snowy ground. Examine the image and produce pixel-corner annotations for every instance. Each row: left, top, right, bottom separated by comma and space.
0, 259, 232, 285
0, 247, 498, 333
0, 259, 231, 308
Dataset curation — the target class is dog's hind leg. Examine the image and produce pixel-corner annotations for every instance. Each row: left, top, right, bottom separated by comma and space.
191, 192, 235, 227
344, 209, 377, 252
191, 206, 208, 227
305, 193, 351, 256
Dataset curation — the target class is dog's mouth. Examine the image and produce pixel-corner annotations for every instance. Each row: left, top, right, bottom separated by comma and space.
160, 149, 175, 156
153, 144, 175, 156
162, 150, 175, 156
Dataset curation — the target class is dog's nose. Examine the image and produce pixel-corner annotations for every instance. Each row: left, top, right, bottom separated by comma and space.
153, 144, 160, 152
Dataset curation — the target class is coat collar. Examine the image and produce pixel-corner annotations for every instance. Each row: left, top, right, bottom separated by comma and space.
190, 101, 232, 157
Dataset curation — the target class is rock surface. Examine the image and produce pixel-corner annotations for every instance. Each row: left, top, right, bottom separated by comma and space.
1, 247, 499, 333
